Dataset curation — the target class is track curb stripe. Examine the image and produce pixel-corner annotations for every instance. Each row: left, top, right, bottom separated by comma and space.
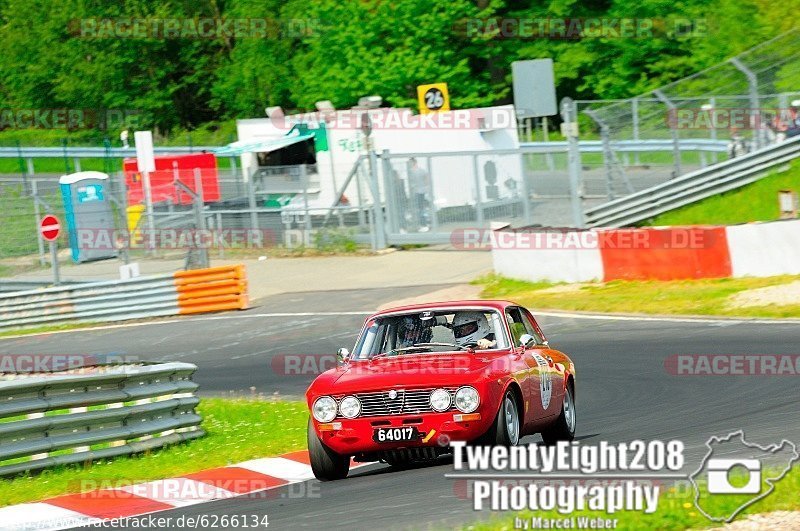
0, 449, 367, 531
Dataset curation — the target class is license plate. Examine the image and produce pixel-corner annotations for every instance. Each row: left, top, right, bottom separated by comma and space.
373, 427, 420, 443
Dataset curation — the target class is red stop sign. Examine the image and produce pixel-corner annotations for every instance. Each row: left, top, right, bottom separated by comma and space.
40, 215, 61, 242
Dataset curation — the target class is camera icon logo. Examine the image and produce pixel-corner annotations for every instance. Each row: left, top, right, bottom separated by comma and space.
706, 458, 761, 494
689, 430, 799, 522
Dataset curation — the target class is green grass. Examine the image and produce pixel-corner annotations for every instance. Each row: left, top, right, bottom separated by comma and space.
0, 398, 308, 507
477, 273, 800, 318
470, 466, 800, 530
646, 161, 800, 226
0, 322, 112, 339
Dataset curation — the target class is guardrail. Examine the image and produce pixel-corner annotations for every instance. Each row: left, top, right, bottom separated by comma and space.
0, 264, 249, 331
0, 362, 203, 476
519, 138, 728, 153
0, 138, 728, 160
0, 146, 218, 159
584, 136, 800, 227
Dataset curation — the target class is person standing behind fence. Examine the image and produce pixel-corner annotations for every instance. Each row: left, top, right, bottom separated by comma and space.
391, 168, 410, 233
407, 158, 430, 232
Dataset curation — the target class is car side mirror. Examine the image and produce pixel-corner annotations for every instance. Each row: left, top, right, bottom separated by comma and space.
337, 348, 350, 364
519, 334, 536, 348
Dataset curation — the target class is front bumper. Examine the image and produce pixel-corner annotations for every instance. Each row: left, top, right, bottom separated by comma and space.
313, 410, 492, 455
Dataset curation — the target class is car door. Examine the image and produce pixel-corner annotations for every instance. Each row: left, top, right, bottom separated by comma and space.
521, 309, 565, 420
505, 307, 552, 429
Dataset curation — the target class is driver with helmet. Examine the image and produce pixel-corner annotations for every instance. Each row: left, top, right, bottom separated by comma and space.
397, 316, 433, 348
452, 311, 496, 349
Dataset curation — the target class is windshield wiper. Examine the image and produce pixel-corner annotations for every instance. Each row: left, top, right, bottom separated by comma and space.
410, 342, 472, 351
371, 343, 472, 360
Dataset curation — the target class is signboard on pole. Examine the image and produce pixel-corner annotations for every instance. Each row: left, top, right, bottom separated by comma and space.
39, 214, 61, 241
134, 131, 156, 173
512, 59, 557, 118
39, 214, 61, 285
417, 83, 450, 114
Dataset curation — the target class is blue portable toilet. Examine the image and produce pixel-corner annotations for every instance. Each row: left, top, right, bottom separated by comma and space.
59, 171, 117, 262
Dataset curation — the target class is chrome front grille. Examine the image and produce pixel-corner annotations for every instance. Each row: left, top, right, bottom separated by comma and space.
335, 388, 458, 418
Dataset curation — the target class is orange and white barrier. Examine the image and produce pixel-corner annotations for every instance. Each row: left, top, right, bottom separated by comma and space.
491, 219, 800, 282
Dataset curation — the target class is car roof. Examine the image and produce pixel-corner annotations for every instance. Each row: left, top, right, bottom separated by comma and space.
370, 299, 519, 318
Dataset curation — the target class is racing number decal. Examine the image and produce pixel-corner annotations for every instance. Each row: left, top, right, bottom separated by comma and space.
532, 353, 552, 410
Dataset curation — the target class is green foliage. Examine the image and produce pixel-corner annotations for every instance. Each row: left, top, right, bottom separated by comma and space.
0, 0, 793, 132
312, 227, 359, 253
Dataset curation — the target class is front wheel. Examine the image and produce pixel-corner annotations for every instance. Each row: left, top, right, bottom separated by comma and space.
541, 382, 576, 445
308, 419, 350, 481
478, 390, 520, 446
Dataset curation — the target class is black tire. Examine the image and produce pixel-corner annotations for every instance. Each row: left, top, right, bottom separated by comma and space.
477, 389, 520, 446
308, 419, 350, 481
541, 382, 576, 445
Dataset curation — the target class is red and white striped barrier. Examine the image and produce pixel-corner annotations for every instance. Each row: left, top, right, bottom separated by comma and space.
491, 219, 800, 282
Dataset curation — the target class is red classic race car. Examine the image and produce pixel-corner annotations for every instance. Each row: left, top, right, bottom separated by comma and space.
305, 300, 577, 480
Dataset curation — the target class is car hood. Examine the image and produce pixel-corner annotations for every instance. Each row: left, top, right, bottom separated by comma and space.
325, 352, 496, 393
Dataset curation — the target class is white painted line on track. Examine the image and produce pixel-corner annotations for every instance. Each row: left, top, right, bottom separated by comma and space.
2, 308, 800, 340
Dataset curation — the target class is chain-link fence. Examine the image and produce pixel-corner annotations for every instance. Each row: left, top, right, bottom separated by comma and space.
579, 28, 800, 189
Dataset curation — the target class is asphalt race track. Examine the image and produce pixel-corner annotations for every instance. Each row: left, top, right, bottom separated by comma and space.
2, 287, 799, 529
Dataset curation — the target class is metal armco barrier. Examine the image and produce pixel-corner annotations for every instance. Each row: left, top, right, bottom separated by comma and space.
584, 135, 800, 227
0, 362, 203, 477
0, 264, 249, 331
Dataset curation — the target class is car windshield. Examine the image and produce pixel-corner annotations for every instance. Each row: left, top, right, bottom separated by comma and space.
351, 309, 509, 360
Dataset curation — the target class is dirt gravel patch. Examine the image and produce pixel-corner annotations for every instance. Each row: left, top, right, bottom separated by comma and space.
727, 280, 800, 308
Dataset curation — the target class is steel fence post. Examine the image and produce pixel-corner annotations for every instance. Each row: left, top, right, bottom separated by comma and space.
381, 150, 398, 234
472, 155, 484, 224
193, 168, 209, 268
31, 180, 47, 266
632, 98, 640, 165
367, 149, 387, 249
730, 57, 761, 150
654, 90, 682, 178
561, 98, 585, 228
426, 156, 438, 231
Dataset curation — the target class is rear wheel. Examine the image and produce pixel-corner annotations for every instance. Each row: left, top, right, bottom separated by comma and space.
541, 382, 576, 445
478, 390, 520, 446
308, 419, 350, 481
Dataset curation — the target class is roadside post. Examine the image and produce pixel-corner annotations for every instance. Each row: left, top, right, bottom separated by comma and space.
134, 131, 157, 255
362, 113, 387, 249
560, 97, 585, 228
40, 214, 61, 286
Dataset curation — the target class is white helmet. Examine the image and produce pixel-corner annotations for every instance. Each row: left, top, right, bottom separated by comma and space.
453, 312, 490, 346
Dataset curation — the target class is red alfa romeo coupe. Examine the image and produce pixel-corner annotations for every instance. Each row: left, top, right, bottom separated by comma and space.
305, 300, 577, 480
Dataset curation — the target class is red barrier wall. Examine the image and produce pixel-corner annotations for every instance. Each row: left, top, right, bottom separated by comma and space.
599, 226, 732, 281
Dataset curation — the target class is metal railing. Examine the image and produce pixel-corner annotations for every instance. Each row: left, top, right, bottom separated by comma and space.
0, 275, 179, 330
0, 362, 204, 476
584, 136, 800, 227
0, 146, 217, 159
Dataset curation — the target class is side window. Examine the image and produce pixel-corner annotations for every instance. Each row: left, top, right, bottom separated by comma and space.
521, 309, 546, 345
505, 308, 529, 346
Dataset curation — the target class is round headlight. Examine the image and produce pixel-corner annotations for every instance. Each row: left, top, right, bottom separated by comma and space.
430, 388, 452, 412
339, 395, 361, 419
455, 386, 480, 413
312, 396, 337, 422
